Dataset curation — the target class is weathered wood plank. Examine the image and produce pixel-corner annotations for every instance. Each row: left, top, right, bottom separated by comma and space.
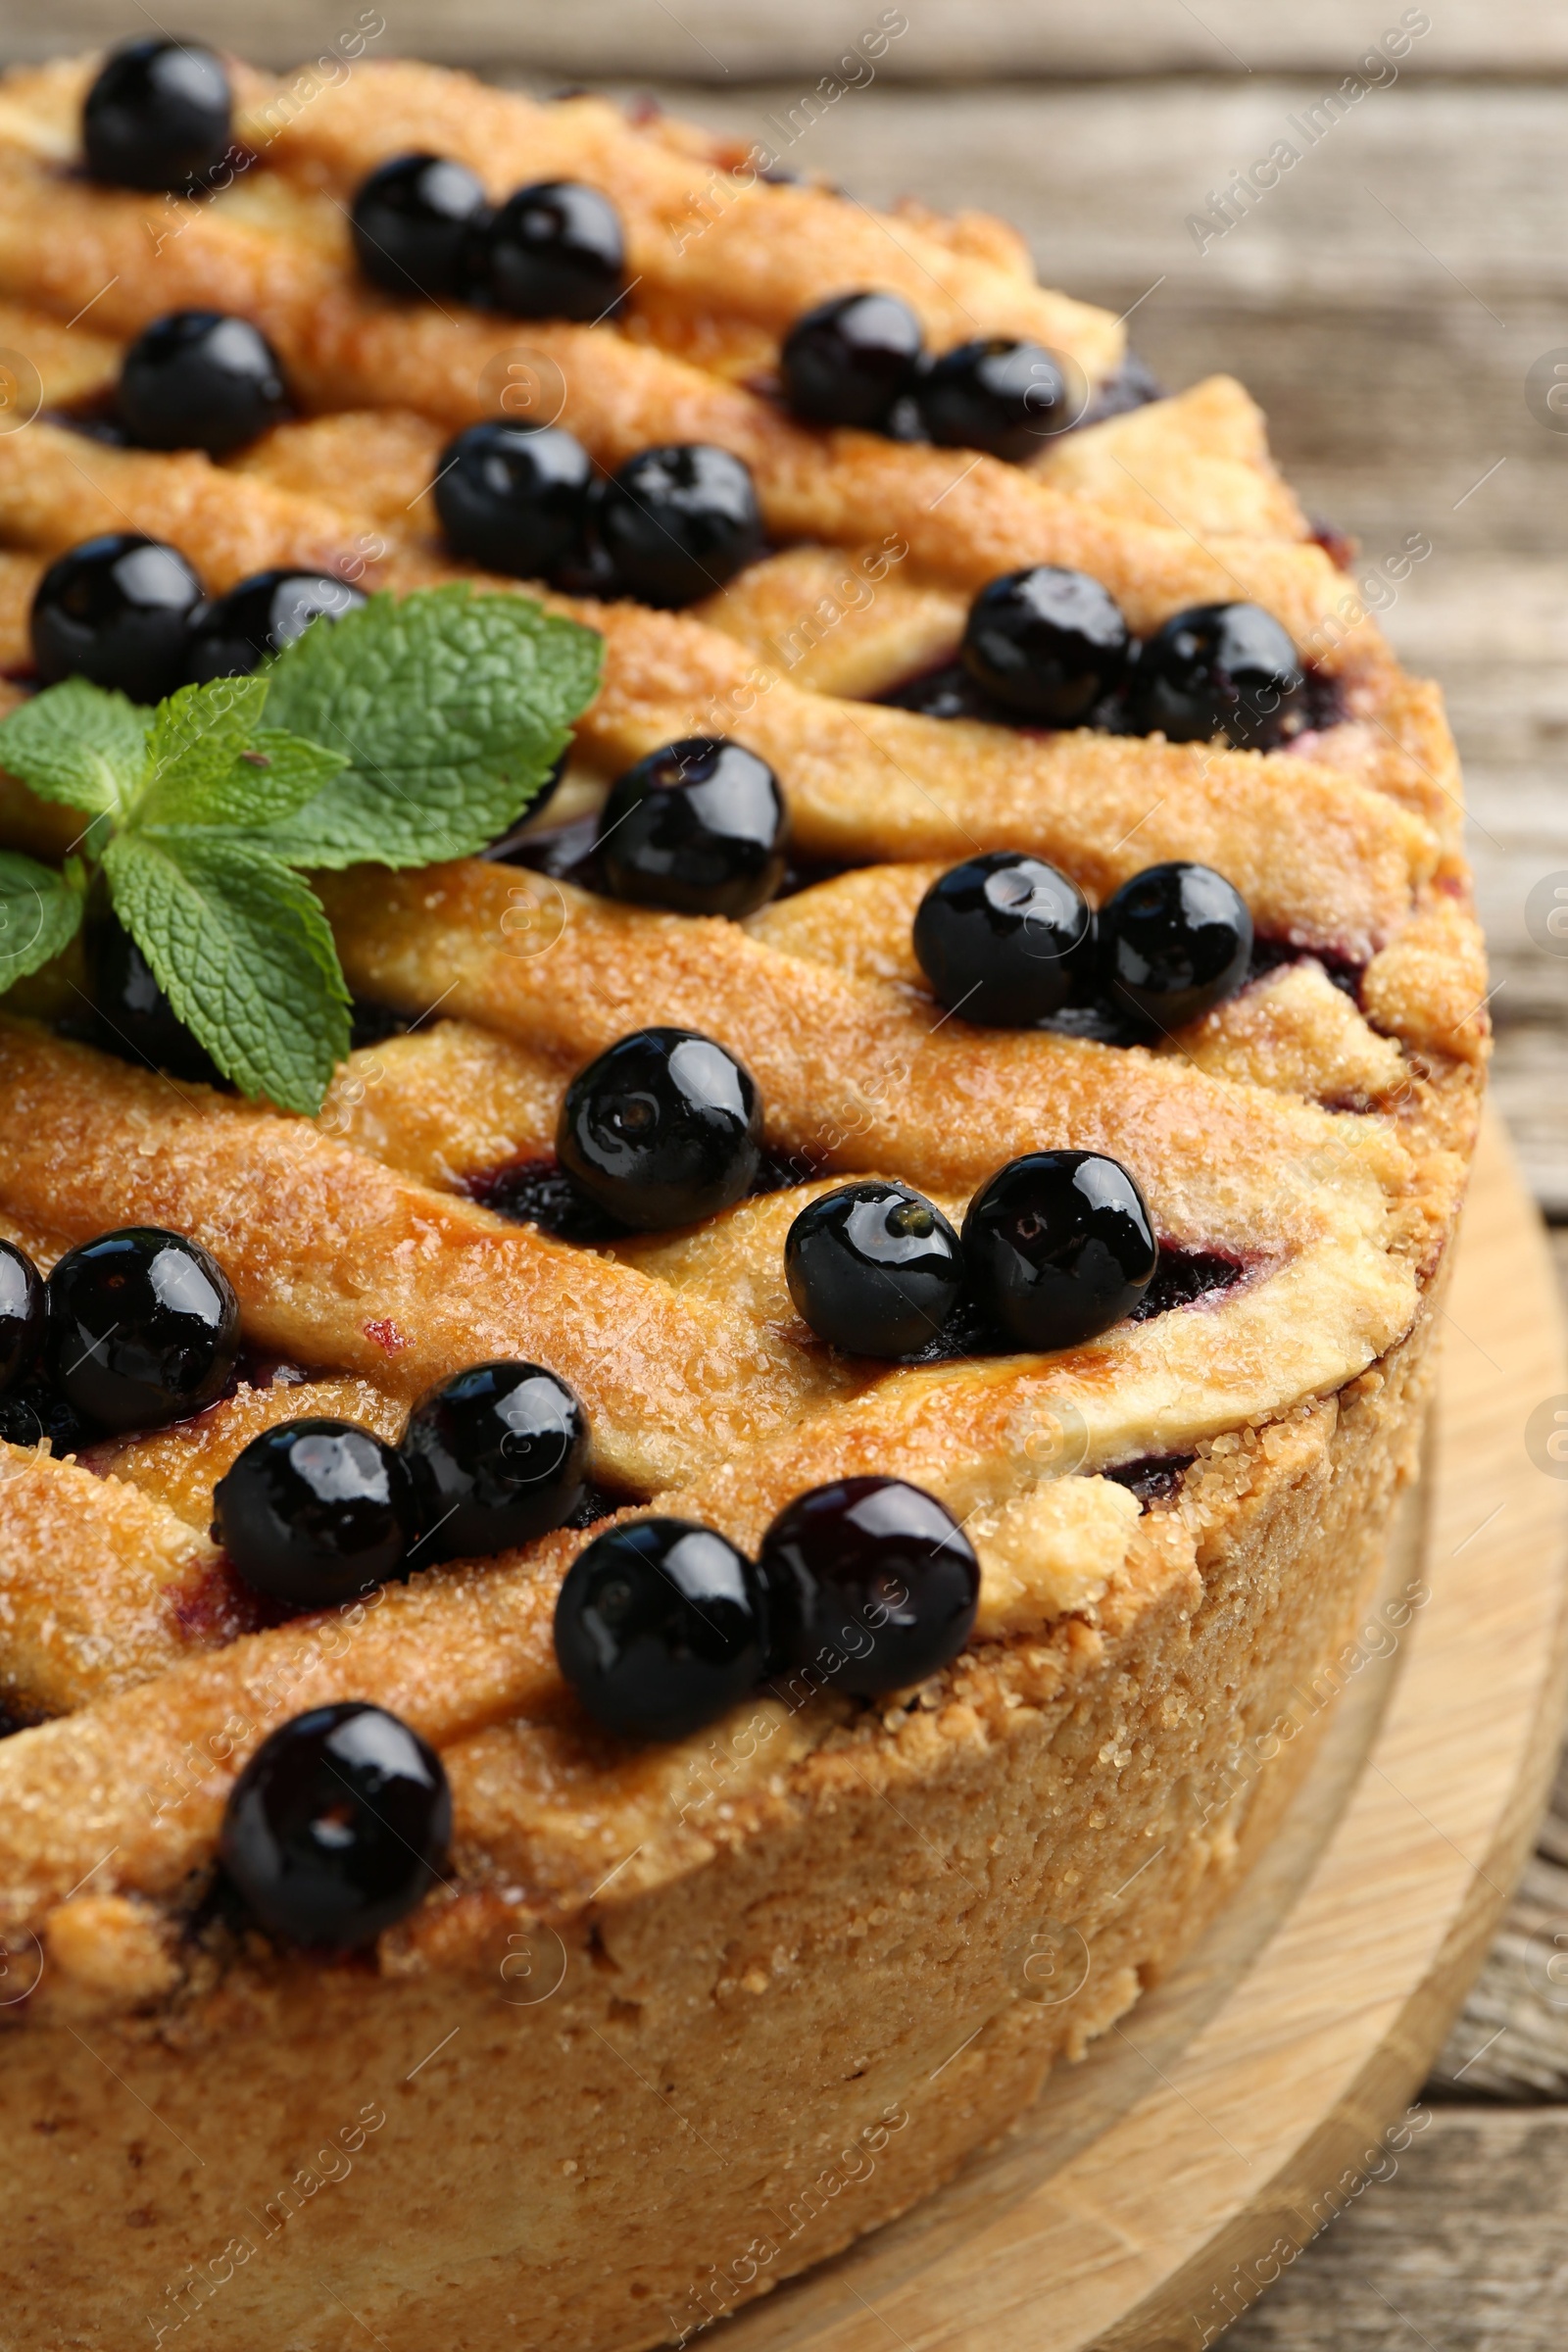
5, 3, 1567, 79
1221, 2107, 1568, 2349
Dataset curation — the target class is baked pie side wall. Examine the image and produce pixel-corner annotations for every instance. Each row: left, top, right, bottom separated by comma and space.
0, 1290, 1440, 2352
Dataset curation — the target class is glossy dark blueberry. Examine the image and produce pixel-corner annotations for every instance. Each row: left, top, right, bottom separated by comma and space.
82, 37, 232, 193
31, 533, 204, 700
915, 337, 1072, 462
82, 878, 222, 1085
185, 568, 366, 682
598, 444, 764, 608
598, 736, 788, 917
1098, 861, 1253, 1034
220, 1701, 451, 1948
1125, 602, 1306, 750
483, 180, 626, 321
213, 1418, 417, 1607
759, 1477, 979, 1695
784, 1182, 964, 1359
432, 421, 593, 578
962, 566, 1130, 723
555, 1517, 765, 1741
558, 1027, 762, 1231
780, 291, 924, 428
45, 1226, 239, 1435
912, 852, 1092, 1026
961, 1151, 1157, 1352
400, 1360, 589, 1563
118, 310, 289, 459
0, 1241, 45, 1400
350, 151, 489, 301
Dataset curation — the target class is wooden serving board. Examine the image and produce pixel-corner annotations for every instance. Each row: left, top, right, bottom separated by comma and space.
718, 1110, 1568, 2352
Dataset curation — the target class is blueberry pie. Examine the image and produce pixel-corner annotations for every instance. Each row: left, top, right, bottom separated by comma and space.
0, 42, 1486, 2352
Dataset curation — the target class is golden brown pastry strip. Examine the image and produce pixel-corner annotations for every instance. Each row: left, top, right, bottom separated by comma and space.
0, 1020, 854, 1492
318, 862, 1414, 1257
0, 1444, 224, 1715
0, 148, 1376, 662
228, 60, 1126, 377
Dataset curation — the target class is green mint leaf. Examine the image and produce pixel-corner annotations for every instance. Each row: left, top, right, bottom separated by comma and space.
256, 585, 603, 870
102, 833, 350, 1115
0, 851, 83, 992
136, 728, 350, 837
129, 676, 270, 828
0, 680, 150, 827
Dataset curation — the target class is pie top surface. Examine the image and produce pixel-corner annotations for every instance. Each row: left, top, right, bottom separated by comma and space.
0, 42, 1486, 1985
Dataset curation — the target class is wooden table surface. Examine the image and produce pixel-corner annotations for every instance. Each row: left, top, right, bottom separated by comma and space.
9, 7, 1568, 2340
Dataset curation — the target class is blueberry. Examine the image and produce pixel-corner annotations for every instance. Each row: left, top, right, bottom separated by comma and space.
118, 310, 290, 459
483, 180, 625, 321
0, 1241, 45, 1400
220, 1702, 451, 1948
962, 1151, 1157, 1351
1126, 602, 1306, 750
82, 878, 223, 1086
432, 420, 593, 578
758, 1477, 979, 1695
213, 1418, 417, 1607
598, 736, 788, 917
554, 1517, 765, 1741
916, 338, 1073, 462
400, 1360, 588, 1563
184, 568, 366, 682
598, 445, 764, 608
780, 291, 924, 429
1098, 861, 1253, 1034
82, 36, 231, 193
912, 852, 1093, 1026
962, 566, 1130, 723
350, 151, 489, 301
558, 1027, 762, 1231
45, 1226, 239, 1435
785, 1182, 964, 1358
31, 533, 204, 700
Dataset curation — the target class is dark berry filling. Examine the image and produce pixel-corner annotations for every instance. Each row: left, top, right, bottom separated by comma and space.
1129, 1249, 1246, 1320
1102, 1454, 1195, 1509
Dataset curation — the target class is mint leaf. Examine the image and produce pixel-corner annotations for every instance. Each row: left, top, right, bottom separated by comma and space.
0, 680, 150, 824
0, 851, 83, 992
102, 833, 350, 1114
257, 586, 603, 869
136, 728, 349, 837
130, 676, 270, 827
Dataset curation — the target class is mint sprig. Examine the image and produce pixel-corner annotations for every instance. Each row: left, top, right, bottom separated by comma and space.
0, 587, 602, 1114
